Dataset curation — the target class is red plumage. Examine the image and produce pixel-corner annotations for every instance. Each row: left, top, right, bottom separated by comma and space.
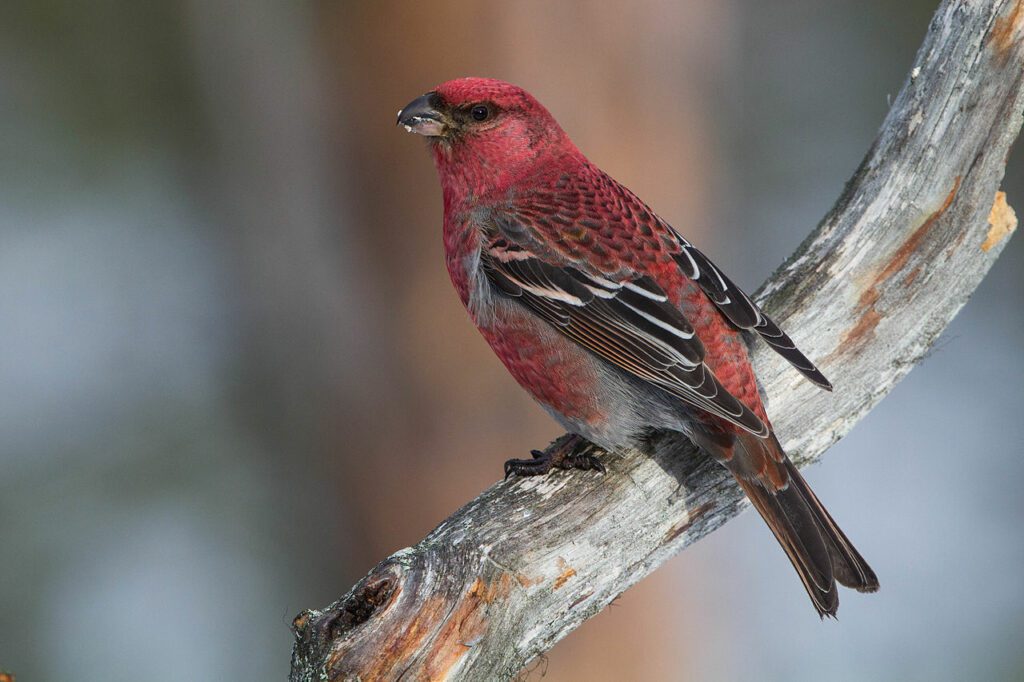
399, 77, 877, 616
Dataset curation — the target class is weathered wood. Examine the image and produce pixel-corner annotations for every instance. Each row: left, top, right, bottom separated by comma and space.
291, 1, 1024, 679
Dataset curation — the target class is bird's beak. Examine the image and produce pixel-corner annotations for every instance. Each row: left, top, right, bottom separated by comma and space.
397, 92, 447, 137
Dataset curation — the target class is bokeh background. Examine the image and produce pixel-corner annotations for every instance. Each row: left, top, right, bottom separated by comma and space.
2, 1, 1022, 680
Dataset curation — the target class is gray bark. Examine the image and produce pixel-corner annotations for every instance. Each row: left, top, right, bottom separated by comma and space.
290, 0, 1023, 679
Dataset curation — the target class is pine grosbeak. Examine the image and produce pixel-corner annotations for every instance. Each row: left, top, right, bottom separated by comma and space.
398, 78, 877, 616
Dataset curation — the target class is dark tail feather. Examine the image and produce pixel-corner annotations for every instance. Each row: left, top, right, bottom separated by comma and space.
734, 475, 841, 617
782, 459, 879, 593
694, 428, 878, 616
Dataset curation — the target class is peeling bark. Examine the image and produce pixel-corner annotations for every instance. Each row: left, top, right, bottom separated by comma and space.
983, 191, 1018, 250
291, 1, 1024, 679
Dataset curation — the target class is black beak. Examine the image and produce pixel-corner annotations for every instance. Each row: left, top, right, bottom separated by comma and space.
397, 92, 446, 137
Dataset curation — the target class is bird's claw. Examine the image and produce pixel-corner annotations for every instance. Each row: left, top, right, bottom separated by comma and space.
504, 435, 607, 480
562, 452, 606, 474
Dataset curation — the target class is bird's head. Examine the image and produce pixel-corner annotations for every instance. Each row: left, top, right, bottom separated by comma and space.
397, 78, 579, 199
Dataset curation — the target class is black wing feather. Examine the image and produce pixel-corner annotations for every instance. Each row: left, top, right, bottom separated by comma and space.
673, 242, 833, 390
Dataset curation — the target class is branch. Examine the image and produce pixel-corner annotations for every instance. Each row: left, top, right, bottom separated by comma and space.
291, 1, 1024, 679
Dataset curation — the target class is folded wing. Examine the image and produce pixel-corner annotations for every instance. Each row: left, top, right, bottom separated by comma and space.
483, 239, 769, 438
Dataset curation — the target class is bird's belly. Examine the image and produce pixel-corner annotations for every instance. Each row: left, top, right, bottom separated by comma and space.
477, 302, 603, 423
476, 300, 682, 450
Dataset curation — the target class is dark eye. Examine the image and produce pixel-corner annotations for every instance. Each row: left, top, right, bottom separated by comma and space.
471, 105, 490, 121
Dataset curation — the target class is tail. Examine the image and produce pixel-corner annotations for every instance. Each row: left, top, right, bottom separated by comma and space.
697, 430, 879, 617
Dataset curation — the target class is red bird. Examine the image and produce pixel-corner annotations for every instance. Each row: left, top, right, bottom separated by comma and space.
398, 77, 878, 616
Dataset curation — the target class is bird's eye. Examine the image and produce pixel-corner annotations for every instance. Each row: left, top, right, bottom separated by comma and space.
471, 105, 490, 121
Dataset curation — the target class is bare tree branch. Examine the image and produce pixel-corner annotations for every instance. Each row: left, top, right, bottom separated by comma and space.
290, 1, 1024, 679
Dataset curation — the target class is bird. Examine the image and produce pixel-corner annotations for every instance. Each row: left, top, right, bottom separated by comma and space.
397, 77, 878, 616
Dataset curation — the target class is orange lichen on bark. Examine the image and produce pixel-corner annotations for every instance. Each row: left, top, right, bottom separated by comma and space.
327, 592, 446, 681
990, 0, 1024, 61
981, 190, 1017, 251
858, 176, 961, 311
515, 572, 544, 588
838, 178, 961, 353
553, 557, 577, 590
902, 265, 923, 287
326, 572, 520, 681
839, 309, 883, 350
475, 572, 516, 604
420, 573, 518, 680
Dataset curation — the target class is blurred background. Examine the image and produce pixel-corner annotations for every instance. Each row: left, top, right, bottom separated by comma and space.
1, 1, 1022, 680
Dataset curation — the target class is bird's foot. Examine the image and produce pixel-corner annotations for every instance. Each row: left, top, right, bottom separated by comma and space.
504, 434, 606, 479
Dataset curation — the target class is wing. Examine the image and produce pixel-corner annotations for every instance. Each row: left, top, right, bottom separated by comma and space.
671, 236, 833, 390
483, 235, 769, 438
